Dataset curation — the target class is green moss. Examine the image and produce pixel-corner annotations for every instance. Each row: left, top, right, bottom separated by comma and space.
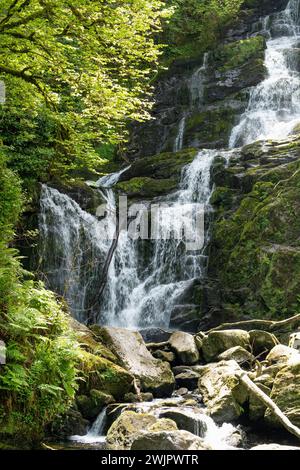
116, 177, 177, 198
213, 36, 266, 72
185, 107, 236, 145
211, 158, 300, 318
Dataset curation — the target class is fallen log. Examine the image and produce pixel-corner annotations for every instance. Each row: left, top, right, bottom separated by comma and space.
236, 369, 300, 441
206, 314, 300, 334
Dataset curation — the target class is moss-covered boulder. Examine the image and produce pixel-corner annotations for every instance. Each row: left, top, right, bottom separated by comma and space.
78, 350, 134, 400
97, 327, 175, 397
116, 177, 177, 199
106, 411, 177, 450
201, 330, 250, 362
265, 359, 300, 428
76, 390, 115, 421
130, 430, 210, 451
209, 136, 300, 320
198, 360, 248, 423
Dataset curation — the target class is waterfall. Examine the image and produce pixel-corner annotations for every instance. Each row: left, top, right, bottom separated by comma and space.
70, 408, 107, 444
39, 185, 114, 323
230, 0, 300, 148
101, 149, 217, 328
173, 116, 186, 152
38, 0, 300, 330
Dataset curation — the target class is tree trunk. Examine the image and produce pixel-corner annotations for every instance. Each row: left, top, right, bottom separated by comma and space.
236, 369, 300, 441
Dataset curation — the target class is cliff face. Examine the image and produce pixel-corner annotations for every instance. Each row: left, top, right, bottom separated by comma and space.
126, 0, 289, 160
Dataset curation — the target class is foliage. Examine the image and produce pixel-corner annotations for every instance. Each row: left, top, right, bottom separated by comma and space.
163, 0, 244, 61
0, 0, 171, 178
0, 152, 81, 443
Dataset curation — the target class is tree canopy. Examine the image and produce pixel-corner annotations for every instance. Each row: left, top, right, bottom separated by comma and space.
0, 0, 170, 175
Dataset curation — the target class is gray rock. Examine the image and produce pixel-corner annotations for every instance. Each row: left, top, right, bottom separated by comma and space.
202, 330, 250, 362
217, 346, 255, 367
50, 409, 89, 438
174, 369, 200, 390
98, 327, 175, 397
169, 331, 200, 365
266, 344, 300, 365
130, 430, 211, 450
106, 411, 177, 450
124, 392, 154, 403
198, 360, 248, 423
159, 409, 207, 437
152, 350, 175, 363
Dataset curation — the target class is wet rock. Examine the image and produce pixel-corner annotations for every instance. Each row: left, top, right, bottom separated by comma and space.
266, 345, 300, 365
265, 358, 300, 428
130, 430, 211, 451
76, 390, 115, 420
249, 330, 279, 356
106, 411, 177, 450
198, 360, 248, 423
124, 392, 153, 403
98, 327, 175, 397
152, 350, 175, 363
140, 328, 172, 344
78, 350, 134, 400
174, 369, 200, 390
173, 387, 189, 397
169, 331, 200, 365
249, 383, 271, 421
159, 409, 207, 437
49, 410, 89, 438
254, 364, 282, 390
217, 346, 255, 367
201, 330, 250, 362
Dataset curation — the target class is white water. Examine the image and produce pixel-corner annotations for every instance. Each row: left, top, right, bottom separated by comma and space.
70, 408, 107, 444
39, 0, 300, 329
173, 116, 186, 152
100, 149, 217, 328
39, 185, 114, 322
230, 0, 300, 147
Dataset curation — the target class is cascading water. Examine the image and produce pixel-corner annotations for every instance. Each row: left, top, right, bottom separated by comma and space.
39, 0, 300, 330
230, 0, 300, 147
100, 149, 217, 328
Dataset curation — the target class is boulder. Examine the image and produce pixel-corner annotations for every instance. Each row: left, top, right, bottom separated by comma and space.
106, 411, 177, 450
152, 350, 175, 363
217, 346, 255, 367
249, 383, 271, 421
98, 327, 175, 397
76, 390, 115, 420
198, 360, 248, 423
265, 359, 300, 428
266, 345, 300, 365
49, 409, 89, 438
159, 409, 207, 437
174, 369, 200, 390
249, 330, 278, 356
130, 430, 211, 451
124, 392, 153, 403
201, 330, 250, 362
79, 350, 134, 400
169, 331, 200, 365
